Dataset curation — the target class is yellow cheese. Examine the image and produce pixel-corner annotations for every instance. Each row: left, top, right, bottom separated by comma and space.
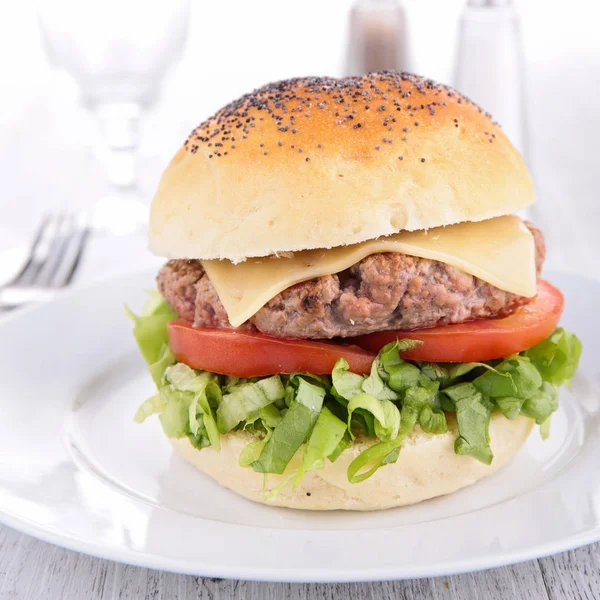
202, 215, 536, 327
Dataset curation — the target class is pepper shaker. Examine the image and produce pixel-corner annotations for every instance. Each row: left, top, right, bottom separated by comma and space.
345, 0, 408, 76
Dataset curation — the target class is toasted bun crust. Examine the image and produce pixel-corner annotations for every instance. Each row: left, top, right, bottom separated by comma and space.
170, 414, 533, 511
149, 72, 533, 262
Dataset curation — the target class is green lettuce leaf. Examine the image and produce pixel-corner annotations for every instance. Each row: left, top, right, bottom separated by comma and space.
328, 430, 352, 462
187, 428, 211, 450
294, 406, 348, 485
398, 404, 420, 436
158, 388, 194, 438
379, 342, 421, 392
362, 359, 399, 401
189, 381, 222, 450
401, 376, 447, 434
418, 405, 448, 434
346, 393, 401, 442
148, 344, 175, 386
165, 363, 217, 393
525, 327, 582, 387
331, 360, 387, 436
472, 357, 542, 399
521, 381, 559, 425
239, 432, 272, 468
134, 393, 166, 423
347, 437, 403, 483
257, 404, 283, 429
163, 364, 221, 450
539, 416, 552, 440
473, 366, 519, 398
495, 396, 525, 420
217, 376, 285, 433
419, 362, 451, 383
125, 291, 177, 366
419, 361, 504, 387
444, 383, 494, 465
331, 358, 365, 400
252, 378, 325, 474
346, 404, 420, 483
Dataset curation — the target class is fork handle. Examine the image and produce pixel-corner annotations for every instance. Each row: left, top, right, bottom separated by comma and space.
0, 288, 57, 309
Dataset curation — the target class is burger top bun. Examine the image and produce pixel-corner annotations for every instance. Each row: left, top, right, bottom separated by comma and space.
149, 72, 533, 262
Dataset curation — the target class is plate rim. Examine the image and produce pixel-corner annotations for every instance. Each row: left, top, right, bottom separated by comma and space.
2, 507, 598, 582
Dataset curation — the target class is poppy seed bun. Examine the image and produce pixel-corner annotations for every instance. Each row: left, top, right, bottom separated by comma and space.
170, 413, 534, 511
149, 72, 533, 262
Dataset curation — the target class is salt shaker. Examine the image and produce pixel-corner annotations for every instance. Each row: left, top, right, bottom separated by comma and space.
345, 0, 408, 76
453, 0, 528, 162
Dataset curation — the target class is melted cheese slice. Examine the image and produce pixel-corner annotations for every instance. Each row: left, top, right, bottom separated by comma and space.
202, 215, 536, 327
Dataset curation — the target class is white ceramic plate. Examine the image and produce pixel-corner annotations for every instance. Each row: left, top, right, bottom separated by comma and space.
0, 270, 597, 582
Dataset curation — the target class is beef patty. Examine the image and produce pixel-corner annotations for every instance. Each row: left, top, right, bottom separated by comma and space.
158, 223, 545, 339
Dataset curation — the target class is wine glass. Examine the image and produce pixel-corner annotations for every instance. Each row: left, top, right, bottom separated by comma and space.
37, 0, 190, 234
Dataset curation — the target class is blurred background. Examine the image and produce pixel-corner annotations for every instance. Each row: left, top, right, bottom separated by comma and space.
0, 0, 598, 287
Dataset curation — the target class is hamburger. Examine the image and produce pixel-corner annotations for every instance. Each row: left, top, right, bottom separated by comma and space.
128, 72, 581, 511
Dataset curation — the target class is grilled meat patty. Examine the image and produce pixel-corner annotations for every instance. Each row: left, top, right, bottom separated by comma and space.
157, 223, 545, 339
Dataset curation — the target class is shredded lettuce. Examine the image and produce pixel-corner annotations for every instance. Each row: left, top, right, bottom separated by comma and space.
158, 389, 194, 438
216, 376, 285, 433
521, 381, 559, 425
347, 436, 403, 483
148, 345, 175, 386
125, 291, 176, 365
362, 359, 400, 401
418, 405, 448, 434
539, 416, 552, 440
129, 293, 582, 493
133, 393, 165, 423
495, 396, 525, 420
347, 404, 419, 483
524, 328, 582, 387
238, 432, 272, 468
379, 342, 422, 392
445, 383, 494, 464
332, 358, 365, 400
328, 430, 352, 463
294, 406, 347, 486
252, 378, 325, 474
346, 394, 401, 441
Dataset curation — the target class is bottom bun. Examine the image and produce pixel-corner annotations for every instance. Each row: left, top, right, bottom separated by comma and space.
170, 413, 534, 511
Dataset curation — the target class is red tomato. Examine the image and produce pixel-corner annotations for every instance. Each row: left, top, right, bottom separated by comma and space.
351, 280, 564, 362
167, 321, 376, 377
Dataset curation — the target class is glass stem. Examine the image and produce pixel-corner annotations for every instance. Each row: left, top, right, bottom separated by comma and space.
93, 102, 143, 190
88, 102, 149, 236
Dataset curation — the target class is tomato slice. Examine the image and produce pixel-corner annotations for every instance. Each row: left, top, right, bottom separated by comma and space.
167, 321, 376, 377
351, 280, 564, 362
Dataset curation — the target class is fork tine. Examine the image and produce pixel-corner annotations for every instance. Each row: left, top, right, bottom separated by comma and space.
11, 214, 62, 286
50, 216, 89, 288
35, 214, 77, 287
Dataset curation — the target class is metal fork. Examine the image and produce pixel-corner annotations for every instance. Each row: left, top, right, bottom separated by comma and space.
0, 213, 89, 310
